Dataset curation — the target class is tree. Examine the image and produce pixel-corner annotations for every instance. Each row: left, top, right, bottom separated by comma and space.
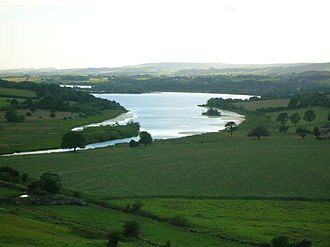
290, 113, 301, 125
279, 125, 289, 134
4, 108, 25, 122
122, 221, 140, 238
39, 172, 62, 194
276, 112, 289, 125
271, 236, 289, 247
247, 126, 270, 139
107, 230, 123, 247
303, 110, 316, 124
61, 131, 86, 152
327, 112, 330, 122
313, 127, 321, 139
139, 131, 152, 147
296, 127, 308, 139
225, 121, 237, 137
129, 139, 139, 147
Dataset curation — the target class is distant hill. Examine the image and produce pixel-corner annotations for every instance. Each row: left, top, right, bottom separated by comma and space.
1, 62, 330, 75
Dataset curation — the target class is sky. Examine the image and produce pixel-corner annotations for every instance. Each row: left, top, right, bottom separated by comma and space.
0, 0, 330, 69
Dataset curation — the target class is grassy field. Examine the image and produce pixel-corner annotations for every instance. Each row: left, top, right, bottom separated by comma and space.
234, 99, 290, 111
2, 136, 330, 199
0, 87, 37, 98
0, 97, 26, 108
109, 198, 330, 247
268, 106, 330, 133
0, 109, 124, 154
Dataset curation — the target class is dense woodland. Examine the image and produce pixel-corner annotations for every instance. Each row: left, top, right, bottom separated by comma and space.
0, 79, 125, 115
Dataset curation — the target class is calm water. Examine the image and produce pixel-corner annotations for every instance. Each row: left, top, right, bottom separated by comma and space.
94, 92, 250, 139
3, 92, 251, 156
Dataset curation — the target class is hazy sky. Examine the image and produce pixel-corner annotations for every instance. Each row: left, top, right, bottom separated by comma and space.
1, 0, 330, 69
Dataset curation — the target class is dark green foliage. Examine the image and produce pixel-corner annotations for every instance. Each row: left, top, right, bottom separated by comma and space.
50, 112, 56, 118
139, 131, 153, 147
21, 173, 28, 183
61, 131, 86, 152
276, 112, 289, 124
328, 112, 330, 122
279, 125, 289, 134
168, 216, 189, 227
107, 230, 123, 247
131, 201, 143, 213
271, 236, 289, 247
225, 121, 237, 137
164, 240, 171, 247
28, 181, 40, 191
313, 127, 321, 139
0, 172, 13, 182
39, 172, 62, 194
292, 240, 312, 247
10, 99, 19, 105
0, 167, 19, 177
288, 93, 330, 109
247, 126, 270, 139
25, 112, 32, 117
202, 108, 221, 116
290, 113, 301, 125
303, 110, 316, 124
4, 108, 25, 122
296, 127, 309, 139
0, 80, 125, 115
122, 221, 140, 238
129, 139, 139, 147
82, 122, 140, 145
73, 191, 81, 198
269, 236, 312, 247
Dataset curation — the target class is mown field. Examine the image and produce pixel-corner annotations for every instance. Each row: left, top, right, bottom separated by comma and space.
109, 198, 330, 247
2, 135, 330, 199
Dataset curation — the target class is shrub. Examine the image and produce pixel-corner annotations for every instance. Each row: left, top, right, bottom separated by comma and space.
26, 112, 32, 117
129, 139, 139, 147
50, 112, 56, 118
0, 172, 13, 182
21, 173, 28, 183
122, 221, 140, 238
107, 230, 123, 247
168, 216, 189, 227
0, 167, 19, 177
131, 201, 143, 213
38, 172, 62, 194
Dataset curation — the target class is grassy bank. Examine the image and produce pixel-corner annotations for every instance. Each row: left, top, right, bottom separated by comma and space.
0, 109, 125, 154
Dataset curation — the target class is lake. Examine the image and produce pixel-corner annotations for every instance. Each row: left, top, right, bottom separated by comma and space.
3, 92, 251, 156
92, 92, 250, 139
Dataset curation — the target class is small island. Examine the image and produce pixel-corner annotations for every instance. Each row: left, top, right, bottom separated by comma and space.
202, 108, 221, 116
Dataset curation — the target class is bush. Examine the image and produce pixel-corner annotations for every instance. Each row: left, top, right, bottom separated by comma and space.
0, 166, 19, 177
107, 230, 123, 247
129, 139, 139, 147
73, 191, 81, 198
26, 112, 32, 117
50, 112, 56, 118
38, 172, 62, 194
131, 201, 143, 213
28, 181, 40, 191
168, 216, 189, 227
122, 221, 140, 238
0, 172, 13, 182
21, 173, 28, 183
